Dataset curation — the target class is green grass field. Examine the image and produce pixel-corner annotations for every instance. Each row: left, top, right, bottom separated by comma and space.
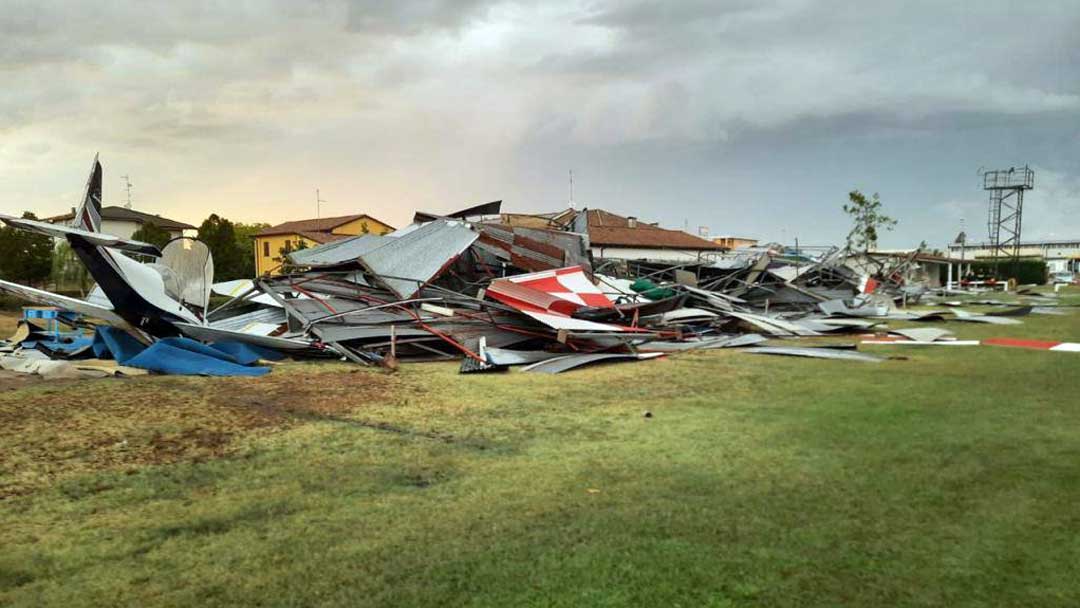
2, 291, 1079, 606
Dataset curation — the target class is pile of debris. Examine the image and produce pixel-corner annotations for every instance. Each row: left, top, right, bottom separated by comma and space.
0, 158, 1064, 378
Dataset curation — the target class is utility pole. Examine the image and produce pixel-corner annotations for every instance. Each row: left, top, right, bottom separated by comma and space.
120, 175, 133, 209
954, 218, 967, 289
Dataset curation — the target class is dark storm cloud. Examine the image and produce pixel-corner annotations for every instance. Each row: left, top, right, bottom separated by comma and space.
0, 0, 1078, 244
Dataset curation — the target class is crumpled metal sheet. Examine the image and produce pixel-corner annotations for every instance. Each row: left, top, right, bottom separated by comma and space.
818, 298, 890, 318
208, 306, 287, 333
483, 347, 565, 366
287, 234, 388, 268
476, 224, 591, 273
641, 308, 719, 326
726, 311, 821, 336
486, 266, 629, 332
356, 220, 478, 299
950, 309, 1023, 325
638, 333, 767, 351
175, 323, 317, 351
889, 327, 954, 342
521, 352, 665, 373
742, 346, 885, 363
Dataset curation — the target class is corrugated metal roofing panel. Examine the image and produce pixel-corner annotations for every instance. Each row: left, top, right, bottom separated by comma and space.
356, 220, 478, 299
208, 307, 287, 332
288, 234, 388, 267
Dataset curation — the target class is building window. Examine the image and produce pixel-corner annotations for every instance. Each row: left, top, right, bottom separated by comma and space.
263, 241, 270, 257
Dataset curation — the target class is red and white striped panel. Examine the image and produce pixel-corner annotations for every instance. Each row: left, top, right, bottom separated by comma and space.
499, 266, 614, 309
983, 338, 1080, 352
487, 266, 626, 332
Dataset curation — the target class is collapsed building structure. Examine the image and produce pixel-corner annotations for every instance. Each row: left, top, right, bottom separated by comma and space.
1, 159, 1056, 378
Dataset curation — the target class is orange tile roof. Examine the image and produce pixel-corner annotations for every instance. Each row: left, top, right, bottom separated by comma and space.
256, 214, 394, 237
45, 205, 195, 231
579, 209, 724, 250
296, 231, 355, 244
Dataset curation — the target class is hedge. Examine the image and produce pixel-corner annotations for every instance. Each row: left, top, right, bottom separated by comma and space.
966, 259, 1047, 285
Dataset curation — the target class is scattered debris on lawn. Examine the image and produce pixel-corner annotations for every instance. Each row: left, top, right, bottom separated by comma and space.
1, 157, 1074, 378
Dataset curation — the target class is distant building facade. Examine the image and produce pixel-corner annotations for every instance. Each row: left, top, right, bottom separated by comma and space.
712, 236, 759, 249
948, 239, 1080, 273
254, 214, 395, 275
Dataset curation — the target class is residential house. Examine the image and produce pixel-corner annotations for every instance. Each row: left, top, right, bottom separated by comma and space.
500, 208, 726, 262
254, 213, 395, 275
46, 206, 195, 240
713, 236, 759, 249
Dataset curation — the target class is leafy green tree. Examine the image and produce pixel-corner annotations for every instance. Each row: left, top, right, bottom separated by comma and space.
51, 241, 93, 294
0, 212, 54, 287
278, 238, 309, 262
130, 222, 173, 251
843, 190, 897, 252
197, 214, 245, 281
233, 222, 270, 279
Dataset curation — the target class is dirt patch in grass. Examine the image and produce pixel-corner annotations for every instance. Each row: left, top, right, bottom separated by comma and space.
0, 367, 400, 498
0, 369, 48, 392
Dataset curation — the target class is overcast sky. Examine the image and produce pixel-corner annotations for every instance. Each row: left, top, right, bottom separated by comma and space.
2, 1, 1078, 248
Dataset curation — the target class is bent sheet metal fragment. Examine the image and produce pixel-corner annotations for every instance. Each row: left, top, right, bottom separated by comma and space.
742, 346, 886, 362
486, 266, 632, 332
888, 327, 954, 342
521, 352, 665, 374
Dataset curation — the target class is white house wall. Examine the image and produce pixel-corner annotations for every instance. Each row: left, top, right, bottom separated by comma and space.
100, 219, 137, 239
98, 219, 185, 240
591, 246, 717, 263
949, 241, 1080, 261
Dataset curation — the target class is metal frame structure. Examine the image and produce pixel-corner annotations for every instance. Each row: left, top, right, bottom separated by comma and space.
983, 166, 1033, 275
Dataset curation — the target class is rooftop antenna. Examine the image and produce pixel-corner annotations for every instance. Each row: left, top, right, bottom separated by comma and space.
120, 175, 133, 209
316, 188, 327, 220
568, 170, 575, 210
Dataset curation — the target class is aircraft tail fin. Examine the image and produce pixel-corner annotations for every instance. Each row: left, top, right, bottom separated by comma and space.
72, 154, 103, 232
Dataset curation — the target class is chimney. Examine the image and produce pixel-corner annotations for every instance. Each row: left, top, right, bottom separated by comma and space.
627, 216, 638, 229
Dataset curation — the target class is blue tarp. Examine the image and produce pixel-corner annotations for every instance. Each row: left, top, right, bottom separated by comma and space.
92, 327, 271, 377
207, 341, 286, 365
93, 326, 145, 361
30, 336, 96, 359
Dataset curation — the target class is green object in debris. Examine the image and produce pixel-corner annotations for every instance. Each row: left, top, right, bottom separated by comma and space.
630, 278, 676, 300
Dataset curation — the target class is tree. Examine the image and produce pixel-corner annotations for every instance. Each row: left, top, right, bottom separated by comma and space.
130, 222, 173, 251
233, 222, 270, 279
278, 238, 308, 262
0, 212, 54, 287
51, 241, 93, 295
197, 214, 245, 281
843, 190, 897, 252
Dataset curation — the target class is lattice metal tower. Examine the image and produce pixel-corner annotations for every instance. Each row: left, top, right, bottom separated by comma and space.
983, 166, 1033, 274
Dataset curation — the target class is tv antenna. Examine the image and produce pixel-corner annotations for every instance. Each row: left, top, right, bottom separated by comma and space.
316, 188, 327, 219
120, 175, 133, 209
568, 170, 575, 210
